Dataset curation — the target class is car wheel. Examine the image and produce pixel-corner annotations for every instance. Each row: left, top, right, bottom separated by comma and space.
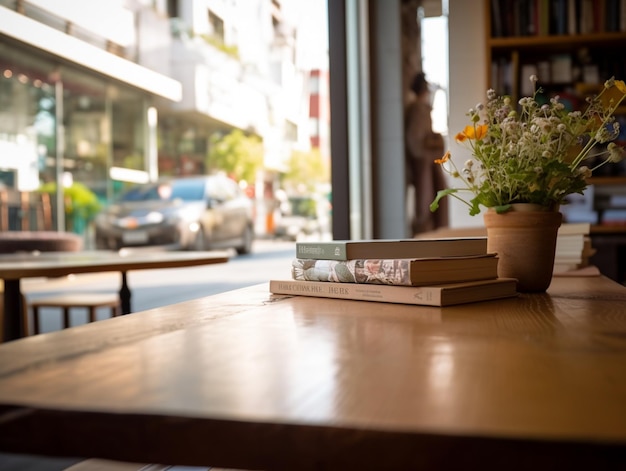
190, 227, 206, 251
235, 225, 253, 255
96, 237, 118, 251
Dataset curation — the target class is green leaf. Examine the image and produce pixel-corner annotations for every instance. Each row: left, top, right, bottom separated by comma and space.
430, 188, 458, 212
494, 204, 512, 214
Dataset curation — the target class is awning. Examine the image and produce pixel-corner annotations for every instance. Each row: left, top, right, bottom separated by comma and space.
0, 6, 182, 102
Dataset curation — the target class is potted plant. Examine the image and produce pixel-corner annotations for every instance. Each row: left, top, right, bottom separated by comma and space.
430, 76, 626, 291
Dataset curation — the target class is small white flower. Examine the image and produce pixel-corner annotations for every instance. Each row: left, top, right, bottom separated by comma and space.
577, 166, 592, 178
607, 142, 626, 163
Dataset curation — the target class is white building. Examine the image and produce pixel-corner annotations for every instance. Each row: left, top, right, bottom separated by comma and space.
0, 0, 324, 234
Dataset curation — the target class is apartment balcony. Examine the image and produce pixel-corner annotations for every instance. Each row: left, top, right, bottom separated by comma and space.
169, 33, 270, 135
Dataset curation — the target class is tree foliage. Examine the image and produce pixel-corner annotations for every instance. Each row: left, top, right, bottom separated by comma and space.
281, 148, 329, 194
206, 129, 264, 184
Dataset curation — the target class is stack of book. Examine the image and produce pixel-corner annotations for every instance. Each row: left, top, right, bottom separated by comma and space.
553, 223, 596, 274
416, 223, 597, 275
269, 238, 519, 307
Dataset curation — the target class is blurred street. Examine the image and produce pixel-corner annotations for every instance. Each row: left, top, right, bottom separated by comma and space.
21, 238, 298, 336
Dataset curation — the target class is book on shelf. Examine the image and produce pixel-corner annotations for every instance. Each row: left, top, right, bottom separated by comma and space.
490, 0, 621, 37
553, 265, 601, 277
558, 222, 591, 235
295, 237, 487, 261
291, 254, 499, 287
269, 278, 518, 307
553, 223, 595, 273
556, 234, 587, 258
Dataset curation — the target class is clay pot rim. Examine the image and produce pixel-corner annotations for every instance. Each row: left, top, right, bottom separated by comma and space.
487, 203, 560, 213
484, 209, 563, 229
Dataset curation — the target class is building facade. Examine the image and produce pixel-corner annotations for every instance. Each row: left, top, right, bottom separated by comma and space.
0, 0, 325, 235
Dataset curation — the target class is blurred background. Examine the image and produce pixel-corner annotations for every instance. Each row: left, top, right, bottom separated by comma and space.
0, 0, 337, 246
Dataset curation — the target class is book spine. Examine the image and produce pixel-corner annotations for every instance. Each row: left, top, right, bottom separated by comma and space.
270, 280, 443, 306
295, 238, 488, 261
296, 244, 345, 260
491, 0, 503, 37
567, 0, 577, 34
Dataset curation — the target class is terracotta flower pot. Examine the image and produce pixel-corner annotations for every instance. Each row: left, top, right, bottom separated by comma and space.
483, 206, 563, 293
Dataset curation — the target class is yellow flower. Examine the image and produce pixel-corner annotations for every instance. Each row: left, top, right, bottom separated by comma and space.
600, 79, 626, 109
456, 124, 488, 142
434, 151, 451, 165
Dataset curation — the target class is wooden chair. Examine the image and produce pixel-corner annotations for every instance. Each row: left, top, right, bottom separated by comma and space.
27, 293, 122, 335
0, 189, 53, 231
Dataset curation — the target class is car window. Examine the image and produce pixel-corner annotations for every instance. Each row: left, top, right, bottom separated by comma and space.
119, 184, 160, 202
118, 180, 206, 202
221, 178, 239, 200
208, 176, 237, 201
170, 180, 206, 201
284, 197, 317, 217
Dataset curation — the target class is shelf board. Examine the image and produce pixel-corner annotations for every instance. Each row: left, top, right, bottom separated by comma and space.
489, 32, 626, 50
587, 176, 626, 186
591, 224, 626, 234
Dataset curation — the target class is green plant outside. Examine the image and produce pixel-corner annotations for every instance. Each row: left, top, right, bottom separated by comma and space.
39, 182, 101, 234
206, 129, 264, 184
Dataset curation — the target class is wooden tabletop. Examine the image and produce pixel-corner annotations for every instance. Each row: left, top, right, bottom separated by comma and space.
0, 276, 625, 470
0, 250, 230, 341
0, 249, 230, 279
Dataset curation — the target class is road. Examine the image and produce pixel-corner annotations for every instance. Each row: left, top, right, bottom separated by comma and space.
22, 238, 298, 336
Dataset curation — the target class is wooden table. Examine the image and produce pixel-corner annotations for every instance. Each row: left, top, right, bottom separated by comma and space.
0, 250, 229, 342
0, 276, 625, 470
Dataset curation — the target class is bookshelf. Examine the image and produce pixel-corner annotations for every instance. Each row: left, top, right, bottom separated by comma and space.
486, 0, 626, 99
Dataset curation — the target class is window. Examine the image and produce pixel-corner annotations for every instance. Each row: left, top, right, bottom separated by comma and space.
309, 74, 320, 94
167, 0, 179, 18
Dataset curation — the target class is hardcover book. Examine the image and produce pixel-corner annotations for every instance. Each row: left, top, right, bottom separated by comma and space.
269, 278, 518, 307
295, 237, 487, 261
291, 254, 498, 287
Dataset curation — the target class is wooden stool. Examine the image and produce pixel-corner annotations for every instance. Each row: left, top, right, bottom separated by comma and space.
28, 293, 121, 335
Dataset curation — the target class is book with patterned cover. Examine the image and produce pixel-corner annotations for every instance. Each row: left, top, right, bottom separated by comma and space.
291, 254, 498, 287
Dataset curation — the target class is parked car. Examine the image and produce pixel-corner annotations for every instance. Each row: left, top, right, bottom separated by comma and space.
94, 175, 254, 254
274, 195, 320, 241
